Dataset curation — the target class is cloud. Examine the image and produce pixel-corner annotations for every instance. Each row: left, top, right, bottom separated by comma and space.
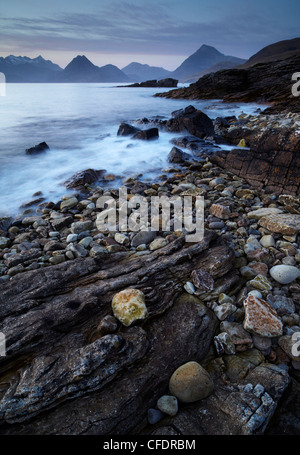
0, 0, 299, 62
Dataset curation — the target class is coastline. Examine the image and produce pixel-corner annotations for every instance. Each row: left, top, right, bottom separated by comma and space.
0, 102, 299, 434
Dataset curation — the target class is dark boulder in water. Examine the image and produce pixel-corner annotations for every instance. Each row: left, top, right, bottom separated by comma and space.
165, 105, 214, 139
168, 146, 190, 163
64, 168, 106, 189
133, 127, 159, 140
117, 123, 140, 136
25, 142, 49, 155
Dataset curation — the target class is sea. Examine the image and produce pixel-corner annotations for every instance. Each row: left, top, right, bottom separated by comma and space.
0, 82, 262, 216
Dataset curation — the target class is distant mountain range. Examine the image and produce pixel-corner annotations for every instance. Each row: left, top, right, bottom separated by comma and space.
2, 38, 298, 84
121, 62, 171, 82
56, 55, 129, 82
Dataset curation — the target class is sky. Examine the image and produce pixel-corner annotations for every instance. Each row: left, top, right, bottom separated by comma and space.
0, 0, 299, 70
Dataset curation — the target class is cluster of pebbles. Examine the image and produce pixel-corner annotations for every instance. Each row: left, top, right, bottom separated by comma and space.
0, 122, 300, 426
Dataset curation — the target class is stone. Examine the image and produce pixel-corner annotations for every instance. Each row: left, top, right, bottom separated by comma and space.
60, 197, 78, 210
167, 146, 190, 163
165, 105, 214, 138
131, 231, 156, 247
252, 334, 272, 352
0, 237, 10, 249
148, 408, 164, 425
209, 204, 231, 220
279, 335, 300, 362
247, 208, 283, 220
169, 361, 214, 403
71, 221, 94, 234
112, 289, 148, 326
114, 233, 129, 245
51, 216, 73, 230
66, 234, 78, 243
149, 237, 168, 251
243, 295, 283, 337
269, 265, 300, 285
184, 281, 195, 294
64, 169, 105, 189
117, 123, 140, 136
79, 237, 93, 248
214, 302, 236, 321
25, 141, 49, 155
260, 235, 276, 248
214, 332, 236, 355
220, 321, 253, 351
66, 243, 88, 258
133, 128, 159, 140
191, 268, 214, 293
96, 315, 118, 336
157, 395, 178, 416
249, 274, 272, 291
266, 294, 295, 315
259, 214, 300, 235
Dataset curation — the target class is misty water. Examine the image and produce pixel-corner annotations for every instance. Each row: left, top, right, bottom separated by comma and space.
0, 83, 262, 216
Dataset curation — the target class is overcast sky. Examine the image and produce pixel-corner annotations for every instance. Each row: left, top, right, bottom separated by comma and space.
1, 0, 299, 70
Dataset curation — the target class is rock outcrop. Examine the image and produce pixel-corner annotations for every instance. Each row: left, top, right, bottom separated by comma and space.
0, 232, 235, 433
155, 53, 300, 114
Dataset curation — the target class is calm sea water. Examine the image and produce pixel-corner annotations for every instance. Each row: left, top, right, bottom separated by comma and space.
0, 83, 261, 216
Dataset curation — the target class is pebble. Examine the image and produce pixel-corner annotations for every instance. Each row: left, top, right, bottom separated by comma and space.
184, 281, 195, 294
111, 288, 148, 326
248, 274, 272, 291
169, 361, 214, 403
147, 408, 165, 425
243, 294, 283, 337
269, 265, 300, 284
214, 302, 236, 321
157, 395, 178, 416
149, 237, 168, 251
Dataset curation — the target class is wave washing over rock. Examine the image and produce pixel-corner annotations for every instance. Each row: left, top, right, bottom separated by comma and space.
0, 97, 300, 435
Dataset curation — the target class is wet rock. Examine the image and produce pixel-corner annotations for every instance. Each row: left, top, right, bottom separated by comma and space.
112, 289, 148, 326
243, 295, 283, 337
71, 221, 94, 234
167, 146, 190, 163
165, 105, 214, 139
51, 216, 73, 230
0, 237, 10, 249
60, 197, 78, 210
26, 141, 49, 155
169, 361, 214, 403
64, 169, 105, 189
133, 128, 159, 140
117, 123, 140, 136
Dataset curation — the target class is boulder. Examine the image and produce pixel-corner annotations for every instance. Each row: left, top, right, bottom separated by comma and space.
117, 123, 140, 136
25, 141, 49, 155
165, 105, 214, 138
167, 146, 190, 163
133, 128, 159, 140
64, 168, 106, 189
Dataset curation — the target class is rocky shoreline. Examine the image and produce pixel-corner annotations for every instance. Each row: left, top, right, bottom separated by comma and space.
0, 105, 299, 435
